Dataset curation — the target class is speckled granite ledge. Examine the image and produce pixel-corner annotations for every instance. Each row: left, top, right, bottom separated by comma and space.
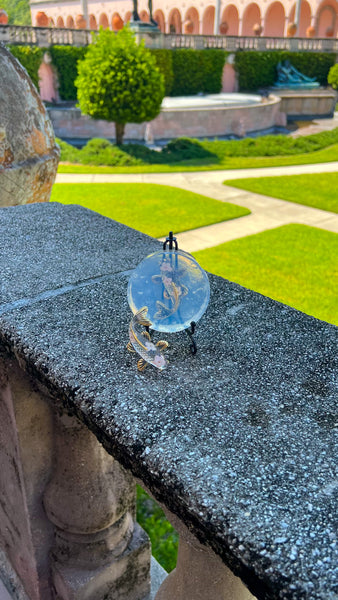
0, 203, 337, 600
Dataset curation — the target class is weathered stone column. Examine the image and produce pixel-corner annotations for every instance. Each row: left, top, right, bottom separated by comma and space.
155, 509, 256, 600
44, 412, 151, 600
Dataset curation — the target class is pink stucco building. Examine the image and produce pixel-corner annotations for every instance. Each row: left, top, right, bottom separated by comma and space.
30, 0, 337, 38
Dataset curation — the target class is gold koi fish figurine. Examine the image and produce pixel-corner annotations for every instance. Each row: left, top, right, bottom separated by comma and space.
127, 306, 169, 372
152, 261, 188, 320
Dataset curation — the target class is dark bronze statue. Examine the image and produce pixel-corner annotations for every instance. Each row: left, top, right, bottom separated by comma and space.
132, 0, 157, 25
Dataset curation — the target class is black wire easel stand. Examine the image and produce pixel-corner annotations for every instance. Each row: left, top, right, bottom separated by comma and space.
163, 231, 197, 355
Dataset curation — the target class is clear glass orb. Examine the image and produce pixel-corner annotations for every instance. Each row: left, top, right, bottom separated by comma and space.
127, 249, 210, 333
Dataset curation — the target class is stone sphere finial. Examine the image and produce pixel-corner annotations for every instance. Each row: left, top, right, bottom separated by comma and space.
0, 45, 60, 207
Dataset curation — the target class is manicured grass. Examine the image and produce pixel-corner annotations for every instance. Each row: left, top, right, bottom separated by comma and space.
58, 143, 338, 174
51, 183, 249, 238
194, 224, 338, 326
223, 172, 338, 214
137, 486, 178, 572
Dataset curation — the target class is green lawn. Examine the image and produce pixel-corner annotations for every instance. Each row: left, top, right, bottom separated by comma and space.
224, 172, 338, 213
194, 224, 338, 326
58, 143, 338, 174
51, 183, 249, 238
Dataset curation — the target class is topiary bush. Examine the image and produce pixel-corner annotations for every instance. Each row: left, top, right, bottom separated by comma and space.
49, 45, 87, 100
7, 45, 43, 88
328, 64, 338, 90
75, 27, 165, 144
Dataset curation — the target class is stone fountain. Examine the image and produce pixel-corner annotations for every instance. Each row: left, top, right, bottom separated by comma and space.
0, 44, 59, 207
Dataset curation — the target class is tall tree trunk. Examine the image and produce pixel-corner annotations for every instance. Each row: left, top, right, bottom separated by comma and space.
115, 122, 125, 146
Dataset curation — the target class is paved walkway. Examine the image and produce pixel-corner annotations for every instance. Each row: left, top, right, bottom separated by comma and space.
56, 161, 338, 252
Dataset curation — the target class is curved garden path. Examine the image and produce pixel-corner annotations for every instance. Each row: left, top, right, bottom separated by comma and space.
56, 161, 338, 252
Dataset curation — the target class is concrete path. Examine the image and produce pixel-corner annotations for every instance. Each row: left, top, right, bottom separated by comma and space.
55, 161, 338, 252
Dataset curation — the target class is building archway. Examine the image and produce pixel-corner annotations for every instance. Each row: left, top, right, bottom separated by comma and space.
99, 13, 109, 29
288, 1, 311, 36
316, 0, 337, 36
264, 1, 285, 36
112, 12, 123, 30
242, 3, 261, 36
56, 16, 64, 28
140, 10, 149, 22
48, 17, 55, 27
124, 11, 132, 23
202, 6, 215, 34
89, 14, 97, 29
221, 4, 239, 35
66, 15, 74, 28
184, 7, 199, 34
154, 9, 165, 31
168, 8, 182, 33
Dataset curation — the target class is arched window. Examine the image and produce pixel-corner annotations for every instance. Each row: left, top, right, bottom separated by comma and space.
221, 5, 239, 35
168, 8, 182, 33
184, 7, 199, 34
242, 3, 261, 36
99, 13, 109, 29
202, 6, 215, 34
66, 15, 74, 28
154, 9, 165, 31
89, 14, 97, 30
56, 16, 64, 28
264, 2, 285, 36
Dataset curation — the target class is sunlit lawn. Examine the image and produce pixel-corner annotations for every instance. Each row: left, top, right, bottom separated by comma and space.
223, 172, 338, 213
51, 183, 249, 238
194, 224, 338, 326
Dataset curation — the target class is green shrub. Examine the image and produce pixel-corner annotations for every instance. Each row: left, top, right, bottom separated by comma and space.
235, 51, 335, 91
328, 64, 338, 90
58, 137, 142, 166
162, 137, 216, 160
8, 45, 43, 88
171, 49, 226, 96
49, 45, 87, 100
75, 27, 164, 144
200, 49, 227, 94
171, 49, 203, 95
150, 49, 174, 96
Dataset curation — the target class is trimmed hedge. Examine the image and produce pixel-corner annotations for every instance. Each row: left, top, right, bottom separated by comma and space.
235, 50, 336, 91
171, 49, 227, 95
7, 45, 43, 89
150, 49, 174, 96
49, 45, 87, 100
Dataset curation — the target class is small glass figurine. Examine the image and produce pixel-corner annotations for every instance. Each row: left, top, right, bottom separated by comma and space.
127, 233, 210, 371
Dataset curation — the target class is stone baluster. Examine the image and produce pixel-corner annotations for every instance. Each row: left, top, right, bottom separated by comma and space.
154, 508, 256, 600
44, 412, 151, 600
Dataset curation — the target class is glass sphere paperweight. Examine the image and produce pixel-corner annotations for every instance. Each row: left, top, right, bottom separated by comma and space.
127, 247, 210, 333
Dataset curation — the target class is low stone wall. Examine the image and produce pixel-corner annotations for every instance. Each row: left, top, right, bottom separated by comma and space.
272, 88, 337, 120
48, 95, 282, 142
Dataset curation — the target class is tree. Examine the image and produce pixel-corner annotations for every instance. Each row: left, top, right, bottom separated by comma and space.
328, 64, 338, 91
1, 0, 31, 24
75, 27, 165, 145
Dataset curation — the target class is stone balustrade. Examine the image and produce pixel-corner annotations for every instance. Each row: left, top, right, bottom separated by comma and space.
1, 24, 338, 52
0, 203, 337, 599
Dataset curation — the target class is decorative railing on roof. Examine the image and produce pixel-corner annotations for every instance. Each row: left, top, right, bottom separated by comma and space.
1, 24, 338, 52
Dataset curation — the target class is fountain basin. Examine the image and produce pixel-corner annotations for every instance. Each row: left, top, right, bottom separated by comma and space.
48, 93, 283, 142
